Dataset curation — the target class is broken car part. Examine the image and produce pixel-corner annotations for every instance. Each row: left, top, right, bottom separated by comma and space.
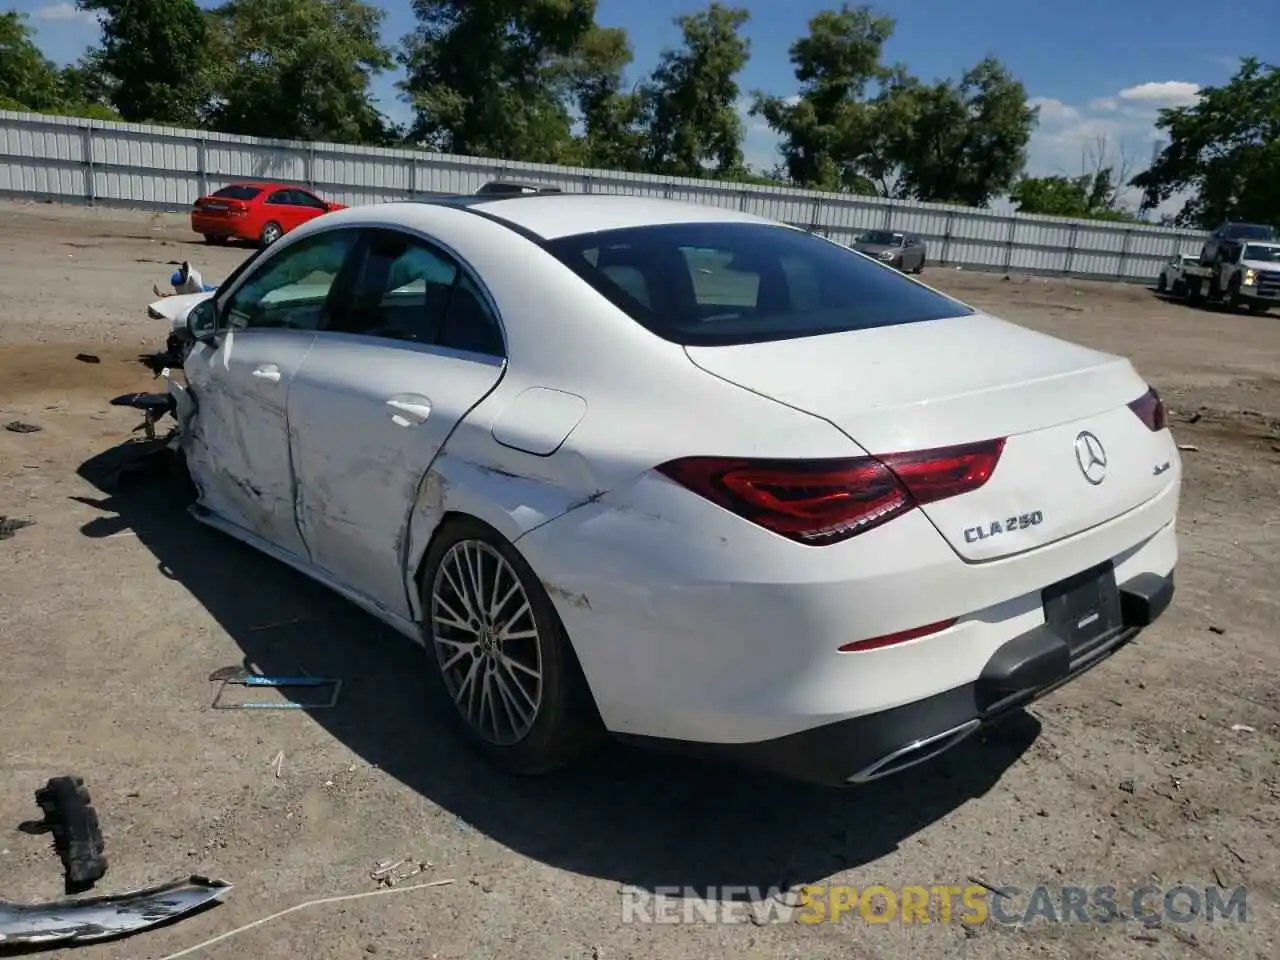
0, 875, 231, 948
0, 517, 35, 541
110, 391, 177, 441
17, 777, 108, 894
208, 665, 343, 710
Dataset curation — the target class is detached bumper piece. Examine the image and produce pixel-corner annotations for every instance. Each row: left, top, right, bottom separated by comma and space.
0, 875, 231, 948
626, 568, 1175, 788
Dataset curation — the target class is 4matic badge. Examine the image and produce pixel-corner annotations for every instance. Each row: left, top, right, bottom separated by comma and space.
963, 511, 1044, 544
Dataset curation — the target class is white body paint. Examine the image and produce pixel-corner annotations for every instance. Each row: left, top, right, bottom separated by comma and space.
175, 194, 1182, 750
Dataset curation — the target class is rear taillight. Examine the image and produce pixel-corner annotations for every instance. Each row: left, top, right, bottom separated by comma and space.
656, 438, 1005, 546
1128, 387, 1167, 431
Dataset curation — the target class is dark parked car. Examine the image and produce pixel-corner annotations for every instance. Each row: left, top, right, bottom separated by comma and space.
852, 230, 927, 273
1199, 222, 1276, 266
474, 181, 563, 197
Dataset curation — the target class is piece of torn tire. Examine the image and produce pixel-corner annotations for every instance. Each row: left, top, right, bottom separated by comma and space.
74, 353, 100, 364
0, 517, 35, 541
4, 421, 41, 434
0, 875, 231, 948
18, 777, 108, 894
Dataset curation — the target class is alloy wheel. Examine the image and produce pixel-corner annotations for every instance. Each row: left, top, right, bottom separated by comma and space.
430, 539, 544, 746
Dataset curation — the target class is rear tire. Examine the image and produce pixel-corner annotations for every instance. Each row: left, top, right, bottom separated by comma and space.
419, 517, 604, 776
913, 258, 925, 275
259, 222, 283, 247
1156, 274, 1167, 293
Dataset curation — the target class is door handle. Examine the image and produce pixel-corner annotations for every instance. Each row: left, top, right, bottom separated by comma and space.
252, 364, 281, 383
386, 397, 431, 425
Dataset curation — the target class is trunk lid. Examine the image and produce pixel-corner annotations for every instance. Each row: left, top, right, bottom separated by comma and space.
684, 313, 1176, 561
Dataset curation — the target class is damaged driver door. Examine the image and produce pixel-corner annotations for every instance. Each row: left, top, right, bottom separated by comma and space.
183, 229, 361, 560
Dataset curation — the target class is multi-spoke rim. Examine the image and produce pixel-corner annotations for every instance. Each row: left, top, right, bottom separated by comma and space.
430, 540, 544, 746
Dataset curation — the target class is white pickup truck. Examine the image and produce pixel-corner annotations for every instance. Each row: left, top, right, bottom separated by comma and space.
1178, 223, 1279, 314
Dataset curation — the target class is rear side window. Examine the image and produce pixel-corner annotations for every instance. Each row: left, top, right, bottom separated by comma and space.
212, 185, 262, 201
545, 222, 971, 346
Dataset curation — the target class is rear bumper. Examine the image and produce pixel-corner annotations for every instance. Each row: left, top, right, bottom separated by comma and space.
620, 569, 1174, 787
190, 214, 250, 239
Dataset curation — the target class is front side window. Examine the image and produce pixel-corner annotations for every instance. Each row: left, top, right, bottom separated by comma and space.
339, 230, 459, 343
222, 230, 359, 331
546, 222, 971, 347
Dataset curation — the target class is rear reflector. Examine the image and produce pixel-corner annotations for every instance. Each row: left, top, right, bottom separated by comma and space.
839, 618, 957, 652
1127, 387, 1167, 431
656, 438, 1005, 546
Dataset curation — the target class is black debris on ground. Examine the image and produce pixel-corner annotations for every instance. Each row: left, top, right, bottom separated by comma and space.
18, 776, 109, 894
4, 421, 42, 433
0, 516, 36, 540
75, 353, 101, 364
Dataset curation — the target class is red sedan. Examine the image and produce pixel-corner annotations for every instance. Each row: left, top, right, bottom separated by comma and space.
190, 182, 347, 247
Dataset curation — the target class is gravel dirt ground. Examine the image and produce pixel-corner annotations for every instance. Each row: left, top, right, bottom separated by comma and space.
0, 198, 1277, 960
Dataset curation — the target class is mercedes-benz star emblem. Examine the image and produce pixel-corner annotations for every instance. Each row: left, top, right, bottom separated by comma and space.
1074, 430, 1107, 485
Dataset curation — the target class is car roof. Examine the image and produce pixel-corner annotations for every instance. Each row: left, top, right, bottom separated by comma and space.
216, 181, 308, 192
431, 192, 777, 240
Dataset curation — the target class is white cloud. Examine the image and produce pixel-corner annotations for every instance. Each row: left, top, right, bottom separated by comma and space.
1116, 81, 1201, 108
1028, 97, 1080, 122
1025, 82, 1207, 217
35, 3, 102, 23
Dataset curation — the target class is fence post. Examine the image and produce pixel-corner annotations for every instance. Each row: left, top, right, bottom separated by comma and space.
306, 144, 316, 187
408, 153, 417, 198
197, 137, 208, 200
808, 194, 822, 233
81, 124, 95, 205
1117, 228, 1132, 280
940, 210, 954, 266
1002, 217, 1017, 274
881, 202, 893, 230
1064, 222, 1079, 277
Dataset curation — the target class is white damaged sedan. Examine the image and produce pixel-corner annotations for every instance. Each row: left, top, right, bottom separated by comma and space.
172, 193, 1180, 786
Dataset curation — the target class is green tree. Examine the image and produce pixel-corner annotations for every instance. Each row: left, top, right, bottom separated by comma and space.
57, 48, 117, 111
640, 3, 751, 178
0, 13, 119, 120
0, 11, 62, 111
751, 4, 896, 192
77, 0, 209, 124
399, 0, 595, 162
564, 25, 644, 170
1131, 58, 1279, 229
883, 57, 1037, 206
206, 0, 394, 144
1011, 137, 1140, 221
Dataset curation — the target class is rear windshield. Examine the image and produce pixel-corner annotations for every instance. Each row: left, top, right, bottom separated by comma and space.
212, 185, 262, 200
544, 222, 971, 346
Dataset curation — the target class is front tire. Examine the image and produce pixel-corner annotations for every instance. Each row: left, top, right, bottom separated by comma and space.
913, 257, 925, 275
1157, 274, 1168, 293
420, 517, 603, 775
1227, 277, 1245, 312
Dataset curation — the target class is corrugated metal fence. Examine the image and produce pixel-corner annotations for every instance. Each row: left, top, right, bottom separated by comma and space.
1, 109, 1205, 282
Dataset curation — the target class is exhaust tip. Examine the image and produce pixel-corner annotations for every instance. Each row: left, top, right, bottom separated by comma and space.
846, 718, 981, 784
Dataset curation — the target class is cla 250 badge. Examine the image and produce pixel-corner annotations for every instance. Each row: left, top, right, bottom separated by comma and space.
963, 511, 1044, 544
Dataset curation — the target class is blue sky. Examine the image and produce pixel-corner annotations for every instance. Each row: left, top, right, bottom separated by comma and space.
14, 0, 1275, 188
